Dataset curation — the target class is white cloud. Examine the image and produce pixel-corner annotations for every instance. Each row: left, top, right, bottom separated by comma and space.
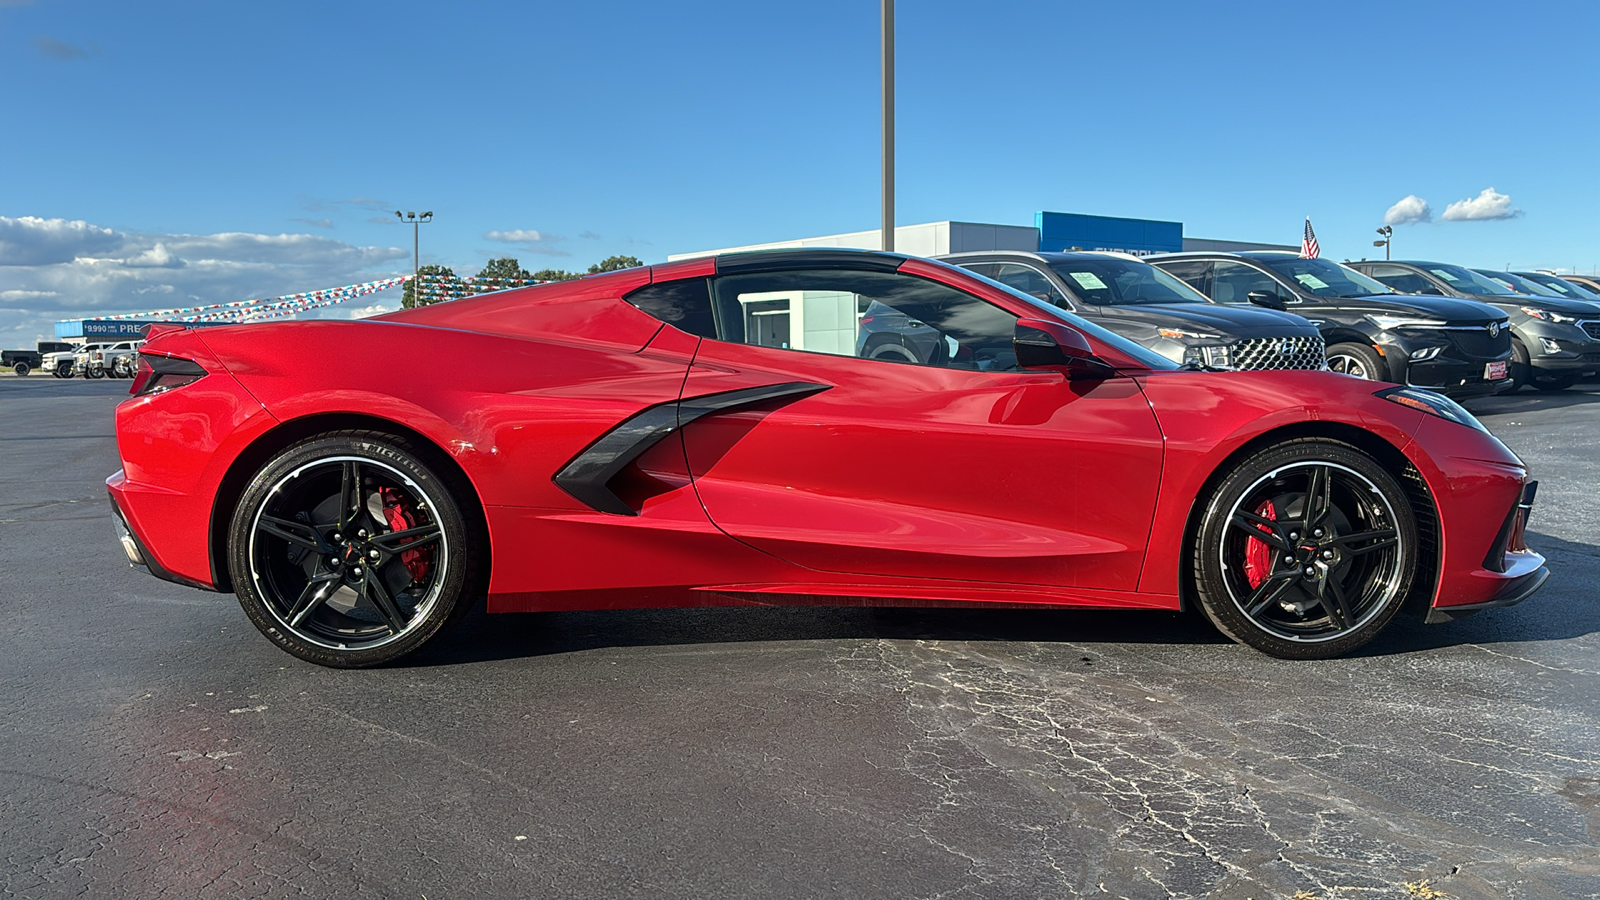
486, 229, 551, 243
1383, 195, 1432, 226
0, 214, 410, 343
1441, 187, 1522, 222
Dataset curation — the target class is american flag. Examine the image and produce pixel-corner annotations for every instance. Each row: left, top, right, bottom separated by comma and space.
1300, 218, 1320, 259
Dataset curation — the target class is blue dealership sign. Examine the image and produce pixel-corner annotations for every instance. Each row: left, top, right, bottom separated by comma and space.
1035, 211, 1184, 256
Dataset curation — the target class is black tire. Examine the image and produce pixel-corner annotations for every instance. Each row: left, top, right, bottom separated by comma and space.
228, 431, 484, 667
1502, 339, 1532, 393
55, 362, 73, 378
1192, 438, 1417, 659
12, 362, 29, 376
1324, 342, 1386, 381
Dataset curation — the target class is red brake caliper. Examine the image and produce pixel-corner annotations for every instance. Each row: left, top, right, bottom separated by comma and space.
379, 487, 433, 582
1243, 500, 1277, 590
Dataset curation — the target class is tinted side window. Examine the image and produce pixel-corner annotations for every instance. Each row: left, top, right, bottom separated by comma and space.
956, 262, 1001, 279
1363, 265, 1436, 295
1155, 260, 1210, 296
992, 264, 1071, 307
624, 278, 717, 338
1211, 261, 1291, 304
710, 269, 1020, 371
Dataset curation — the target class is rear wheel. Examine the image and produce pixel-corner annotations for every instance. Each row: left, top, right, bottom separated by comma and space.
228, 431, 482, 667
12, 362, 29, 376
1192, 438, 1417, 659
1325, 342, 1385, 381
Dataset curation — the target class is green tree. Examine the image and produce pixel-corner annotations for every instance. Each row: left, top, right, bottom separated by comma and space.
402, 264, 460, 308
476, 257, 535, 288
588, 255, 644, 274
531, 267, 581, 282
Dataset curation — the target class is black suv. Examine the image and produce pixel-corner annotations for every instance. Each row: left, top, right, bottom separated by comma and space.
1347, 260, 1600, 392
1149, 251, 1511, 397
929, 251, 1325, 371
1512, 271, 1600, 302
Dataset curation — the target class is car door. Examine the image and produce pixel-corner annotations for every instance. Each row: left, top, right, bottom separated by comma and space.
676, 259, 1165, 592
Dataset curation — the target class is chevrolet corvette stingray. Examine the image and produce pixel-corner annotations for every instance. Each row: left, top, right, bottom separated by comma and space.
108, 249, 1548, 666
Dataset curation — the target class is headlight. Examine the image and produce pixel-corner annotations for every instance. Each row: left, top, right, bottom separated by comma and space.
1366, 314, 1448, 330
1376, 386, 1488, 434
1158, 328, 1222, 340
1520, 306, 1578, 323
1182, 344, 1233, 369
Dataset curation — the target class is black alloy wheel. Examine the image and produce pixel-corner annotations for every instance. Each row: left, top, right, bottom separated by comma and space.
86, 366, 104, 379
228, 431, 482, 667
1324, 342, 1385, 381
12, 362, 29, 376
55, 362, 73, 378
1193, 438, 1418, 659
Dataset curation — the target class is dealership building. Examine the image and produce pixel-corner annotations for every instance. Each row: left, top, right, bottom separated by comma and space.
668, 210, 1293, 354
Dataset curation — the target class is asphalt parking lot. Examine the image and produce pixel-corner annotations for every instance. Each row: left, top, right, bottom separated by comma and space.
2, 374, 1597, 900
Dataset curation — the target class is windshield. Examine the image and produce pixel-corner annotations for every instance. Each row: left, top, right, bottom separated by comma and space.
1258, 257, 1393, 298
957, 268, 1179, 370
1421, 263, 1520, 296
1044, 257, 1214, 307
1473, 269, 1564, 298
1517, 272, 1600, 300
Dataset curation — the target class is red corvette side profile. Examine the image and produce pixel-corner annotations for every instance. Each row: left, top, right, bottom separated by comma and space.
108, 249, 1547, 667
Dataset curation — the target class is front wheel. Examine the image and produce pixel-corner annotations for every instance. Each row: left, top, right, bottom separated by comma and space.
86, 366, 104, 379
1324, 342, 1386, 381
55, 362, 73, 378
228, 432, 483, 667
1192, 438, 1418, 659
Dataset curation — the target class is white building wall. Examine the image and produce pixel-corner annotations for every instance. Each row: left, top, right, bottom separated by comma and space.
667, 221, 1038, 261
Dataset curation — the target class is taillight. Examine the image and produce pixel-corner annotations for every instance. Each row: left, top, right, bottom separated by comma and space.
131, 353, 208, 396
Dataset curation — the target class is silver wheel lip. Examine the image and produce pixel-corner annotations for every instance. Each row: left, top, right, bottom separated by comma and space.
247, 454, 450, 652
1219, 459, 1405, 644
1326, 353, 1374, 379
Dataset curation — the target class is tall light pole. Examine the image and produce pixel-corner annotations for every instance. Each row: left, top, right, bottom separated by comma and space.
1373, 225, 1393, 260
396, 210, 434, 304
881, 0, 894, 253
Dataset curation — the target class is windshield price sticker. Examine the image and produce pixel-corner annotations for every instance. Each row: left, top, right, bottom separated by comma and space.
1431, 269, 1461, 282
1068, 271, 1109, 291
1295, 273, 1330, 290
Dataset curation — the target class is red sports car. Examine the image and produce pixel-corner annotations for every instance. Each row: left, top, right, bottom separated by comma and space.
108, 249, 1547, 667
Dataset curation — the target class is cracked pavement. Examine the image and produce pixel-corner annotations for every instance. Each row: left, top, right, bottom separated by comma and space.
2, 375, 1597, 899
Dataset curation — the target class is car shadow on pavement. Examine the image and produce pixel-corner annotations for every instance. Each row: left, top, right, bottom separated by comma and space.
408, 603, 1229, 668
1464, 385, 1600, 416
1358, 528, 1600, 657
404, 528, 1600, 668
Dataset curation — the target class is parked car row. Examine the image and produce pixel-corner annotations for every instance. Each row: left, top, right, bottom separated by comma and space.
39, 341, 144, 378
931, 249, 1600, 398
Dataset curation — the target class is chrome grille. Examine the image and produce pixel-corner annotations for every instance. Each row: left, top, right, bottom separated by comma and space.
1230, 335, 1327, 371
1581, 321, 1600, 340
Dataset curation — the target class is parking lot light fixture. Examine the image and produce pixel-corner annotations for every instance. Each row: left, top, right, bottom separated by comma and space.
396, 210, 435, 304
1374, 225, 1393, 260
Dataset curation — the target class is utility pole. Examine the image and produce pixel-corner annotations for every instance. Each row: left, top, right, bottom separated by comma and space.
396, 210, 434, 305
881, 0, 894, 253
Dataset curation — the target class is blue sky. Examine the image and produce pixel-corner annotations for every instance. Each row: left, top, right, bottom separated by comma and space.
2, 0, 1596, 342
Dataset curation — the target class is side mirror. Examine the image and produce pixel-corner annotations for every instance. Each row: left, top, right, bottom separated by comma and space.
1014, 318, 1115, 380
1245, 290, 1288, 311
